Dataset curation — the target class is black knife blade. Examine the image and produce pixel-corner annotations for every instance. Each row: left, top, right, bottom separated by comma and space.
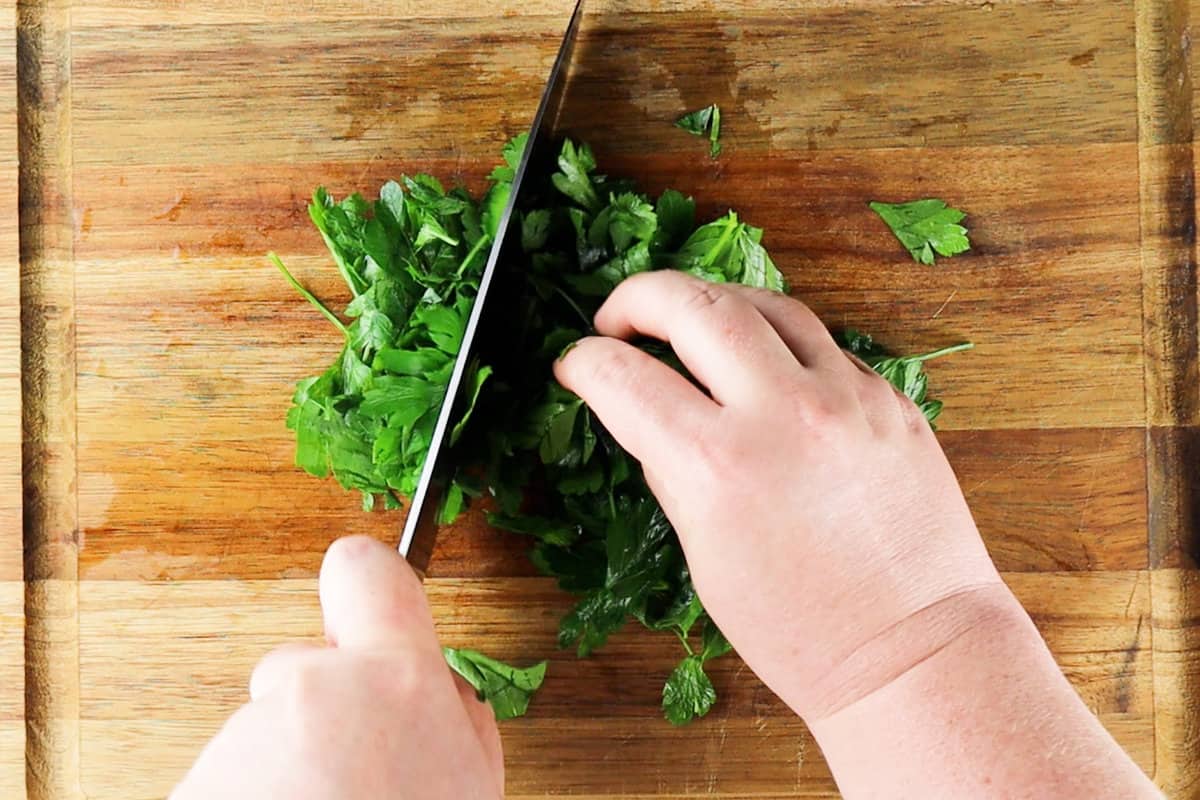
398, 0, 585, 572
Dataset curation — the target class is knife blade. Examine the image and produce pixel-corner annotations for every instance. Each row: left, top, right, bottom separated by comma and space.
398, 0, 585, 573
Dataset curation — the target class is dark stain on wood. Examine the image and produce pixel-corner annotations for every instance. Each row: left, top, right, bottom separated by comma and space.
1070, 47, 1099, 66
1114, 614, 1145, 713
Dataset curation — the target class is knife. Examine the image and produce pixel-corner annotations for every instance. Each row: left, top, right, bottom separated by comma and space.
398, 0, 585, 573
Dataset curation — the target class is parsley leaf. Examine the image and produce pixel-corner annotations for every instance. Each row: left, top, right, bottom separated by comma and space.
869, 199, 971, 265
662, 655, 717, 725
675, 104, 723, 158
442, 647, 547, 720
669, 211, 786, 291
839, 329, 973, 425
488, 132, 528, 183
552, 139, 601, 211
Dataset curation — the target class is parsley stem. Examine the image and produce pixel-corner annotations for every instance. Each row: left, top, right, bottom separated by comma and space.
700, 213, 738, 268
910, 342, 974, 363
270, 252, 350, 338
553, 285, 594, 331
457, 234, 491, 277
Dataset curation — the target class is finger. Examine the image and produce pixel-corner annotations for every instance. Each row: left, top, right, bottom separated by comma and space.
720, 284, 846, 370
249, 642, 323, 701
843, 350, 876, 377
319, 535, 443, 655
555, 336, 719, 469
453, 675, 505, 784
593, 271, 802, 406
838, 350, 915, 417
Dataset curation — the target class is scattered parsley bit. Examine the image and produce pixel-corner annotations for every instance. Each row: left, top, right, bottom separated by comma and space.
869, 199, 971, 265
443, 648, 547, 720
277, 137, 969, 725
838, 329, 974, 426
675, 104, 722, 158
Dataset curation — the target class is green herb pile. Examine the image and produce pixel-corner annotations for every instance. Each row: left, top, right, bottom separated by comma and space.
273, 135, 969, 724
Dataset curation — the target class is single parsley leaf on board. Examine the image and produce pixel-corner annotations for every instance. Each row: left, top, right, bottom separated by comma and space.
442, 647, 547, 721
675, 104, 723, 158
869, 199, 971, 265
662, 655, 717, 725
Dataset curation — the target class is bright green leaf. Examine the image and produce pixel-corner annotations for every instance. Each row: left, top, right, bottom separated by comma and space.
443, 647, 546, 721
869, 199, 971, 265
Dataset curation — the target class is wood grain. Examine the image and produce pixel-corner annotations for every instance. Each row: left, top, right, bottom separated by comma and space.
72, 572, 1151, 800
1140, 0, 1200, 573
70, 428, 1154, 581
1150, 568, 1200, 797
69, 143, 1146, 433
18, 0, 80, 794
1, 581, 25, 799
0, 0, 20, 796
11, 0, 1200, 797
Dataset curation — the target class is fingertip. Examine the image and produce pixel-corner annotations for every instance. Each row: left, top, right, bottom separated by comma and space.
550, 334, 717, 471
319, 534, 436, 653
320, 534, 416, 593
551, 335, 603, 388
592, 270, 698, 338
322, 532, 391, 562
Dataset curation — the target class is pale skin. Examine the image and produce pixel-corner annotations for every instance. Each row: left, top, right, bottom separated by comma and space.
173, 271, 1161, 799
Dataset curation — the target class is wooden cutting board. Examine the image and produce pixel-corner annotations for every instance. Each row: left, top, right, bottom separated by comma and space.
10, 0, 1200, 797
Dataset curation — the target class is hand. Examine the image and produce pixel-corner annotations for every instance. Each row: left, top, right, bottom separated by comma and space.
555, 271, 1007, 720
171, 535, 503, 800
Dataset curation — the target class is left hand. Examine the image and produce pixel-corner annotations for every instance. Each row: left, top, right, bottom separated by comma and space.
170, 535, 504, 800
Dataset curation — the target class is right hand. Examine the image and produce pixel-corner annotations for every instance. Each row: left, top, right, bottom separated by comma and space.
171, 535, 503, 800
554, 271, 1010, 720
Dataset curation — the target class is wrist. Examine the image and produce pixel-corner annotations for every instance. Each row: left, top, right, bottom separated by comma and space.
802, 581, 1161, 799
786, 579, 1025, 721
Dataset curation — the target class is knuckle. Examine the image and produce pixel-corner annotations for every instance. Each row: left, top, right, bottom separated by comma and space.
897, 391, 930, 430
798, 396, 842, 430
585, 342, 643, 388
779, 381, 844, 430
276, 660, 334, 739
859, 371, 903, 411
681, 280, 731, 316
352, 649, 430, 705
278, 658, 327, 708
376, 653, 424, 699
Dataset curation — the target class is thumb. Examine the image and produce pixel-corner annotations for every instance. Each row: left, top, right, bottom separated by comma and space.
319, 535, 443, 655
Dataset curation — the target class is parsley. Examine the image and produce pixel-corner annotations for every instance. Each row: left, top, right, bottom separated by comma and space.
277, 137, 970, 725
443, 647, 547, 720
839, 329, 973, 425
675, 104, 722, 158
869, 199, 971, 265
272, 166, 514, 513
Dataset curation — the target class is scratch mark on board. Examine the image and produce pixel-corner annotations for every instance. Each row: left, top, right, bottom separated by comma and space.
931, 289, 958, 320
